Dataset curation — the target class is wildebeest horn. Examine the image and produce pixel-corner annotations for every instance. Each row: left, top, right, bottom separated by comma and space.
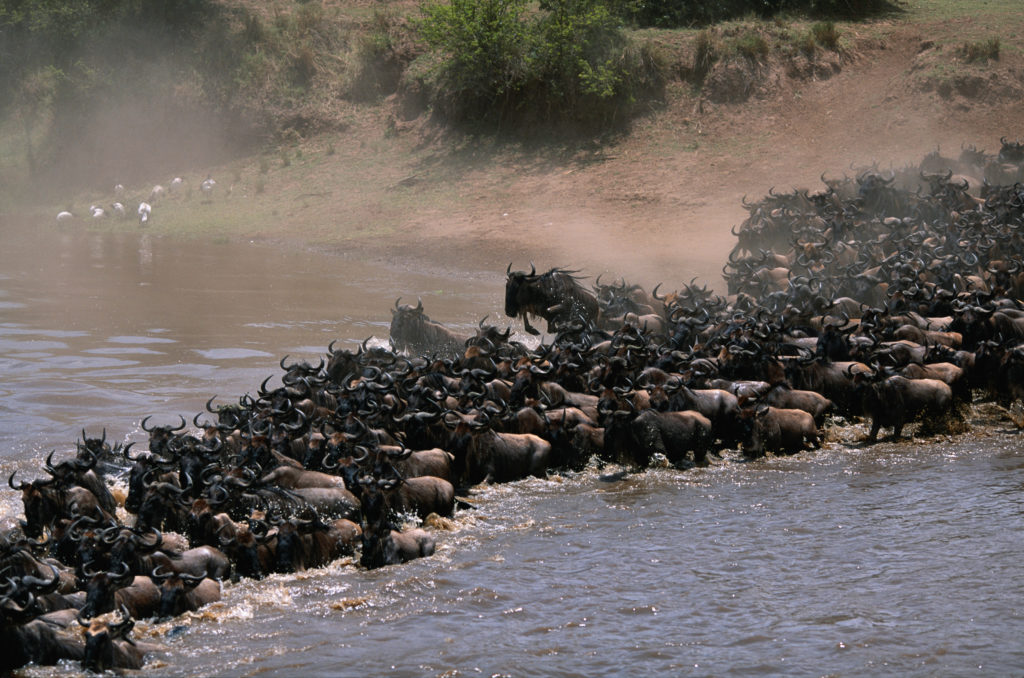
506, 262, 513, 276
8, 470, 26, 491
259, 375, 275, 397
111, 561, 132, 583
44, 450, 59, 475
110, 604, 136, 641
21, 562, 61, 594
206, 395, 224, 414
151, 565, 172, 582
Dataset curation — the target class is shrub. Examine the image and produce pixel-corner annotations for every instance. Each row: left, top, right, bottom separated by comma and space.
417, 0, 663, 126
417, 0, 529, 114
348, 9, 416, 101
734, 31, 769, 60
293, 44, 317, 87
810, 21, 840, 50
960, 37, 999, 63
796, 29, 817, 54
693, 29, 719, 78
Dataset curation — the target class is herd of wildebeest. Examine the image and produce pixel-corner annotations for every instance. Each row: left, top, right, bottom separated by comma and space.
3, 138, 1024, 671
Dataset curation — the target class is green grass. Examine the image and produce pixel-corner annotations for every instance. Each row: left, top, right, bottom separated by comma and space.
734, 31, 770, 60
959, 37, 1000, 62
810, 21, 841, 51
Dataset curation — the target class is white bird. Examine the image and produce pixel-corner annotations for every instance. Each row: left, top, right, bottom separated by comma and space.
201, 174, 216, 200
170, 176, 184, 193
149, 185, 165, 203
112, 202, 126, 219
138, 202, 152, 225
56, 210, 73, 224
114, 183, 125, 199
89, 204, 106, 219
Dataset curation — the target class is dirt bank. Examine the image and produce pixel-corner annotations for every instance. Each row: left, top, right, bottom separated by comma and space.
269, 15, 1024, 291
51, 5, 1024, 293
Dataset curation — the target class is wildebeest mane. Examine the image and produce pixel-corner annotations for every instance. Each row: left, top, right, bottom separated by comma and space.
504, 264, 600, 335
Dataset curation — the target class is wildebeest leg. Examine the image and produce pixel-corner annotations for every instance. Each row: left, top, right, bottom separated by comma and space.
867, 418, 881, 444
692, 442, 710, 467
891, 421, 905, 439
521, 314, 540, 336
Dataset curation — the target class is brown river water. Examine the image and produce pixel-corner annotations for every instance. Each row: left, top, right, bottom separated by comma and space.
2, 218, 1023, 677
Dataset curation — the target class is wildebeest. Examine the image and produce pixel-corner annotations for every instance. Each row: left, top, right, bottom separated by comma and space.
150, 568, 221, 620
359, 526, 436, 569
268, 515, 360, 573
390, 298, 468, 359
856, 372, 954, 442
602, 407, 712, 468
217, 520, 277, 580
448, 417, 551, 486
0, 616, 85, 671
8, 470, 114, 540
737, 405, 821, 458
759, 383, 834, 424
505, 264, 600, 335
380, 475, 456, 520
79, 605, 158, 671
80, 566, 160, 620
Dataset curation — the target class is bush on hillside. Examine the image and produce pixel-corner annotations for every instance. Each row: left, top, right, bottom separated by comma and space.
417, 0, 666, 128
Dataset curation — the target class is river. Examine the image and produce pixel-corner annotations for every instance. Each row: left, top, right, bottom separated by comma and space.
2, 218, 1021, 677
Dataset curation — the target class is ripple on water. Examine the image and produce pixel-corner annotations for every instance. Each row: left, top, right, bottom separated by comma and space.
192, 348, 275, 360
106, 334, 178, 344
54, 356, 140, 370
0, 326, 90, 338
83, 346, 166, 355
0, 339, 67, 352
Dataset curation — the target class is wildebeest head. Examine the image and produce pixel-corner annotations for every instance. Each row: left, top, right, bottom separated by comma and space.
391, 298, 434, 352
152, 566, 206, 620
81, 562, 134, 619
140, 415, 187, 458
80, 605, 135, 673
391, 297, 425, 339
505, 263, 539, 319
8, 473, 58, 539
998, 136, 1024, 164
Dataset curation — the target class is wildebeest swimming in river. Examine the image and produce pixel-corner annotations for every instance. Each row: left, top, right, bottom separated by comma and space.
504, 264, 600, 335
390, 298, 468, 359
